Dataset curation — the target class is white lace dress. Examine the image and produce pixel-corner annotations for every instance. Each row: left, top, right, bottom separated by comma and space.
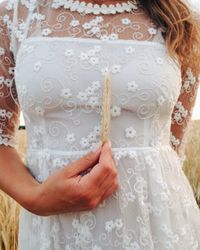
1, 1, 200, 249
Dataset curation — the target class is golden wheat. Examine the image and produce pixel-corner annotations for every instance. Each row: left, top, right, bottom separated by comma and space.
0, 122, 200, 249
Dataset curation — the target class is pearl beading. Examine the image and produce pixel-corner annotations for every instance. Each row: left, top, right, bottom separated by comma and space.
52, 0, 139, 15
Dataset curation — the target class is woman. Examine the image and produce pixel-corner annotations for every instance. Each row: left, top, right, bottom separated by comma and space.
0, 0, 200, 249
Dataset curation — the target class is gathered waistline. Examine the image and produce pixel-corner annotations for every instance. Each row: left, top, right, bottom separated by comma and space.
27, 144, 173, 156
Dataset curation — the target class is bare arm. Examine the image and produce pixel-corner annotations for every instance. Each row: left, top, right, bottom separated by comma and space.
0, 145, 40, 208
0, 141, 118, 216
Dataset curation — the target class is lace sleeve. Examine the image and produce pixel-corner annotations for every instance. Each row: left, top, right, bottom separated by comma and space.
170, 66, 200, 165
0, 1, 20, 149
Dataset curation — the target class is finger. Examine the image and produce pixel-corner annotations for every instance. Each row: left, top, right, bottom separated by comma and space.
80, 162, 110, 187
99, 141, 113, 164
100, 180, 119, 202
62, 142, 102, 177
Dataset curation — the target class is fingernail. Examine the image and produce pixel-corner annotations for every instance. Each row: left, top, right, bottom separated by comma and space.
91, 141, 103, 152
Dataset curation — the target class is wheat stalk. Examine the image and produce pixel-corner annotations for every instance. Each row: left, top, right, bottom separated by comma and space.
101, 68, 112, 143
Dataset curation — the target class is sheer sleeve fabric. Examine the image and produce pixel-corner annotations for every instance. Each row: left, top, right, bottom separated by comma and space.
0, 1, 20, 149
170, 67, 200, 164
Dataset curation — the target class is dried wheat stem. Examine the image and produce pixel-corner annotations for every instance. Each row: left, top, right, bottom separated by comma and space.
101, 68, 112, 143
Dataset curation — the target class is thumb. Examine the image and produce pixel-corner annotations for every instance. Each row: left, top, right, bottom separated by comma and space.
63, 142, 103, 177
99, 140, 113, 164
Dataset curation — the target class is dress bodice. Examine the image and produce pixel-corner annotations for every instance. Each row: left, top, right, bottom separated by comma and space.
15, 35, 181, 152
0, 0, 199, 160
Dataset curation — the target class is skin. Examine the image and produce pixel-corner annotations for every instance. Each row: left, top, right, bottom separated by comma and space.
0, 141, 118, 216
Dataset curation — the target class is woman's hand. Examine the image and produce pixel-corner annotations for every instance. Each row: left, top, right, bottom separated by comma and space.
28, 141, 118, 216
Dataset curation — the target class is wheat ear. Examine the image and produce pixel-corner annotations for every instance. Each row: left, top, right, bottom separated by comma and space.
101, 68, 112, 143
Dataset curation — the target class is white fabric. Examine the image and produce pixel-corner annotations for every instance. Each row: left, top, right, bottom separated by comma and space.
0, 1, 200, 249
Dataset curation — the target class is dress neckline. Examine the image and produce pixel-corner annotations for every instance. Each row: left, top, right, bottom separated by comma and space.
51, 0, 139, 15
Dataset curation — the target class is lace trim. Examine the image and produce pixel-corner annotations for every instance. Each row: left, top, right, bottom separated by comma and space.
51, 0, 139, 15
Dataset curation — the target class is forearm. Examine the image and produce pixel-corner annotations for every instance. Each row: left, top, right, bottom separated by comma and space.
0, 145, 39, 209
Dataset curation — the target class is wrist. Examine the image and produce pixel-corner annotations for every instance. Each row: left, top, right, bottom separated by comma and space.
18, 181, 41, 213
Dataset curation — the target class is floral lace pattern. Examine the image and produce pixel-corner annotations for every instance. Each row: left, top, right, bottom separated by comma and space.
1, 1, 200, 250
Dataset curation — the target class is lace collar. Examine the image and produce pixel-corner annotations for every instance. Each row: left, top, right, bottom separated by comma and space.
51, 0, 139, 15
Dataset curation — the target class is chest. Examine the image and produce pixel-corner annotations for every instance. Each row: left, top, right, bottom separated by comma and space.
14, 37, 182, 118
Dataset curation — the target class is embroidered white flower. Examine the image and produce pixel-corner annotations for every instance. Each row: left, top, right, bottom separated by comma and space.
88, 96, 99, 107
100, 35, 109, 41
72, 219, 79, 228
0, 76, 4, 84
6, 111, 13, 119
157, 95, 165, 106
80, 137, 90, 149
111, 105, 121, 117
65, 133, 75, 144
34, 61, 42, 72
70, 19, 80, 27
121, 18, 131, 25
148, 27, 157, 35
125, 126, 136, 139
42, 28, 52, 36
127, 81, 138, 92
79, 52, 89, 61
85, 86, 95, 96
77, 91, 88, 101
173, 112, 182, 123
88, 132, 96, 142
89, 57, 99, 65
0, 47, 5, 56
115, 218, 123, 229
94, 125, 101, 136
0, 109, 6, 117
35, 106, 45, 116
90, 19, 98, 26
173, 101, 188, 122
8, 67, 15, 75
101, 66, 109, 75
4, 79, 12, 87
60, 88, 72, 99
92, 81, 101, 90
109, 33, 118, 40
125, 46, 135, 54
96, 16, 104, 22
111, 64, 121, 74
88, 26, 100, 35
182, 67, 196, 92
105, 220, 115, 232
156, 57, 164, 65
82, 22, 92, 30
64, 49, 74, 57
